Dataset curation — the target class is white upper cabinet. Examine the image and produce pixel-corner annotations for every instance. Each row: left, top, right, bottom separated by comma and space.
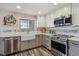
46, 14, 54, 27
54, 7, 71, 18
36, 4, 72, 28
36, 16, 46, 27
45, 4, 71, 27
72, 4, 79, 25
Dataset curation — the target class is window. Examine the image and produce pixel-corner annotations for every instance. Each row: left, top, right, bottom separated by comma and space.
20, 19, 34, 30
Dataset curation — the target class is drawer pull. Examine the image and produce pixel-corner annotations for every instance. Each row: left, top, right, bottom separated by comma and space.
72, 43, 78, 45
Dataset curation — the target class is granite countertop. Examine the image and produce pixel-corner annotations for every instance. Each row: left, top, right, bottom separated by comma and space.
0, 32, 53, 37
0, 32, 79, 42
68, 36, 79, 42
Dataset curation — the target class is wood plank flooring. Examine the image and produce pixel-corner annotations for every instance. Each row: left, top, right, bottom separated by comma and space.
11, 47, 53, 56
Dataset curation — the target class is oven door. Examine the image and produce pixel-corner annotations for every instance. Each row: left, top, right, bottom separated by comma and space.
51, 40, 67, 56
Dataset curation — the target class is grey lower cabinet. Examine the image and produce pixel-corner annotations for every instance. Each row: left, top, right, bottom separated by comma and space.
35, 35, 39, 47
21, 39, 36, 50
28, 39, 36, 49
4, 39, 11, 54
69, 45, 79, 56
37, 35, 43, 46
0, 36, 21, 55
21, 40, 29, 50
69, 40, 79, 56
42, 35, 46, 45
21, 34, 43, 51
43, 35, 51, 50
35, 35, 43, 46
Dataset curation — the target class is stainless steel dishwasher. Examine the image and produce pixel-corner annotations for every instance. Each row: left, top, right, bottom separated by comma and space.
69, 39, 79, 56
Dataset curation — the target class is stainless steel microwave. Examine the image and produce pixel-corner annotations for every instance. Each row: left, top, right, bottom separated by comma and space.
54, 15, 72, 27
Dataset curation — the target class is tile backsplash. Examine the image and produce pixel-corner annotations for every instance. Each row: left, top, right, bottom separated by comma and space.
49, 25, 79, 37
1, 29, 12, 33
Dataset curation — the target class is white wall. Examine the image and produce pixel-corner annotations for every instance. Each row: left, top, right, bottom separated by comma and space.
0, 3, 79, 34
0, 10, 36, 35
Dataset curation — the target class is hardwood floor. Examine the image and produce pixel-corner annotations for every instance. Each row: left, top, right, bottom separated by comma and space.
11, 47, 53, 56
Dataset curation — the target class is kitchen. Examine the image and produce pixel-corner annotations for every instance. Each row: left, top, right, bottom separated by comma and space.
0, 3, 79, 56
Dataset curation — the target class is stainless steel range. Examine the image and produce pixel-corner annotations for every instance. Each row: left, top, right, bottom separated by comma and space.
51, 34, 70, 56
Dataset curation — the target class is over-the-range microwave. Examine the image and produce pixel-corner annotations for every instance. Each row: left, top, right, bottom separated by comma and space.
54, 15, 72, 27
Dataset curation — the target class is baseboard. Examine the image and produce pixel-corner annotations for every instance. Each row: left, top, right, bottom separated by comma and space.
0, 54, 5, 56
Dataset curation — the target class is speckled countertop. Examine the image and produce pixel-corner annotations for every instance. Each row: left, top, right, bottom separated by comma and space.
68, 37, 79, 42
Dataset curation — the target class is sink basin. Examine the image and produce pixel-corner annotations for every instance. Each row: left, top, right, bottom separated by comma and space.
21, 34, 35, 41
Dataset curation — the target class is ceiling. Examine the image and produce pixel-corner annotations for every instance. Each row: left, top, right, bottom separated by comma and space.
0, 3, 70, 16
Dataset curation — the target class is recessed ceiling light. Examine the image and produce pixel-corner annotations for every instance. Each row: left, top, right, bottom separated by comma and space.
17, 5, 21, 9
64, 7, 68, 11
38, 11, 41, 14
53, 3, 58, 5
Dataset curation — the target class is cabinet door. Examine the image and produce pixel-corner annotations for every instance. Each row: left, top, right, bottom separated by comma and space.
28, 39, 35, 49
72, 4, 79, 25
13, 39, 18, 53
21, 40, 29, 50
35, 35, 42, 47
37, 35, 42, 46
42, 35, 46, 45
37, 16, 46, 27
4, 39, 11, 54
38, 35, 41, 46
35, 35, 39, 47
69, 45, 79, 56
39, 35, 43, 45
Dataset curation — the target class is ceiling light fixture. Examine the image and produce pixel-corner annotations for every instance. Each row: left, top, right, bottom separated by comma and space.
17, 5, 21, 9
38, 11, 41, 14
53, 3, 58, 5
64, 7, 68, 11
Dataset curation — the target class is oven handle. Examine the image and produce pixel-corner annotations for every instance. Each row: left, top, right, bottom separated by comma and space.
61, 41, 66, 42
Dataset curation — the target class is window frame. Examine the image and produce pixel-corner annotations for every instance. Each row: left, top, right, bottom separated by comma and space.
19, 19, 35, 30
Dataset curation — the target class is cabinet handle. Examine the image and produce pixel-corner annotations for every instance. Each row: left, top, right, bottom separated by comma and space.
61, 41, 66, 42
72, 43, 78, 45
